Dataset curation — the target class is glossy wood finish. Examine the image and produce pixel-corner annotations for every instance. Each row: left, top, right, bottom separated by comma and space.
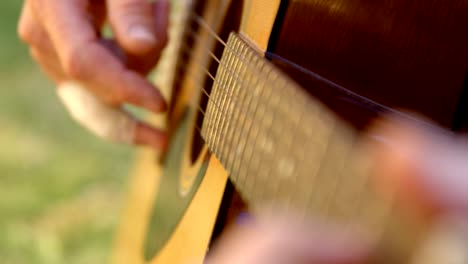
240, 0, 281, 50
206, 0, 283, 241
114, 0, 468, 263
270, 0, 468, 129
112, 1, 233, 263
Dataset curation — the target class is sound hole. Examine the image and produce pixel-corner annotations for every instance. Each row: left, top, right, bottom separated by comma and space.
189, 0, 245, 163
189, 0, 208, 164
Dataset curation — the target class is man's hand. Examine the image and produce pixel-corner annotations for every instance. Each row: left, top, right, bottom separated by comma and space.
206, 216, 371, 264
369, 117, 468, 216
207, 117, 468, 264
18, 0, 170, 149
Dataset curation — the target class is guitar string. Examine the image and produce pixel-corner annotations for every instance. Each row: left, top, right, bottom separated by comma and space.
172, 11, 394, 235
170, 35, 265, 126
178, 39, 292, 159
176, 13, 364, 204
158, 11, 398, 243
171, 18, 317, 208
172, 21, 306, 125
175, 29, 359, 221
173, 12, 416, 131
166, 14, 397, 251
176, 12, 362, 179
188, 10, 422, 247
176, 11, 395, 125
187, 11, 442, 132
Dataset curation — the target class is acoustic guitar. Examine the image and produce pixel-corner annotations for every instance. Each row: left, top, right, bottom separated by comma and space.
111, 0, 468, 263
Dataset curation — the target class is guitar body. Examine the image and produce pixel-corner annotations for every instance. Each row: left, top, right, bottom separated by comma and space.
112, 1, 468, 263
112, 2, 281, 263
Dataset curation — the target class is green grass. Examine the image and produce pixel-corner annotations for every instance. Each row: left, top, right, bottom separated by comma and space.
0, 2, 134, 263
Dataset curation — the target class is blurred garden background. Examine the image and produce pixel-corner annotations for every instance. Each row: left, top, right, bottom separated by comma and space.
0, 1, 134, 263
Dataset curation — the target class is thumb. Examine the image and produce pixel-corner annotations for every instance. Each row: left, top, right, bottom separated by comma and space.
107, 0, 159, 54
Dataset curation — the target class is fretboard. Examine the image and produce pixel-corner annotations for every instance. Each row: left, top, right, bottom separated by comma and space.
201, 33, 425, 262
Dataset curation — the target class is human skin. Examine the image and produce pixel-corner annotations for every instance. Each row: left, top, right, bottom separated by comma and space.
18, 0, 170, 149
18, 2, 468, 262
207, 117, 468, 264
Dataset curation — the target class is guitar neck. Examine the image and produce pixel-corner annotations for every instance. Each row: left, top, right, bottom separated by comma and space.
201, 32, 426, 263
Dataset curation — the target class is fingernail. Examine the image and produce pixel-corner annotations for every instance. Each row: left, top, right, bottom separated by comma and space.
128, 25, 157, 44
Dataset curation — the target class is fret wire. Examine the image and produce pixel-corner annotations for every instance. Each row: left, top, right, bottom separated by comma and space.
220, 50, 247, 177
197, 24, 229, 155
184, 78, 234, 143
246, 75, 289, 208
185, 12, 426, 252
185, 14, 391, 221
241, 56, 277, 196
178, 28, 344, 173
181, 29, 349, 148
244, 62, 276, 205
180, 52, 259, 129
221, 39, 245, 175
224, 42, 249, 178
206, 69, 215, 151
185, 18, 297, 93
235, 54, 266, 197
216, 38, 243, 174
179, 31, 284, 183
177, 49, 266, 152
185, 26, 280, 88
212, 43, 236, 159
227, 47, 260, 184
251, 72, 281, 207
178, 40, 253, 117
178, 32, 309, 200
181, 66, 235, 138
176, 43, 245, 121
205, 25, 230, 156
184, 17, 291, 99
179, 50, 276, 170
186, 13, 394, 241
266, 78, 304, 211
185, 12, 436, 132
180, 52, 226, 118
208, 50, 229, 157
257, 76, 300, 209
176, 37, 308, 158
181, 59, 298, 165
226, 43, 256, 180
186, 69, 224, 155
209, 47, 229, 157
182, 26, 359, 155
178, 30, 264, 169
185, 11, 364, 217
